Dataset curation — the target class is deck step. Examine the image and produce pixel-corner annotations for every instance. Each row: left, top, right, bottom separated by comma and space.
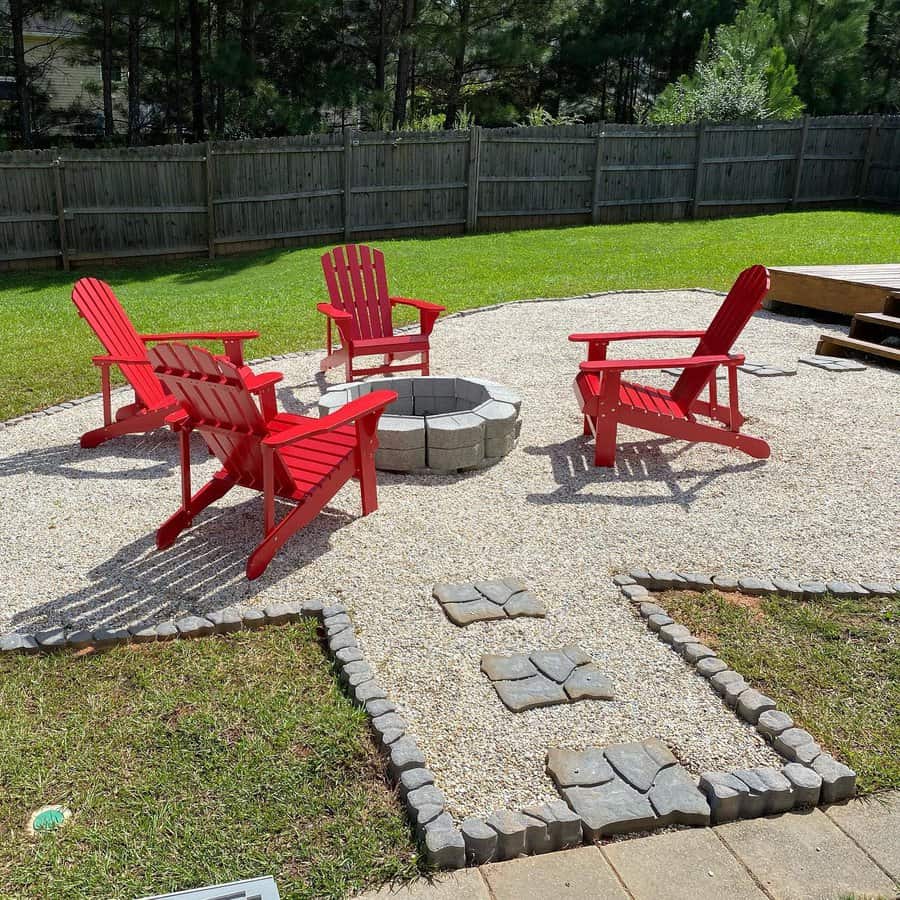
815, 332, 900, 364
851, 311, 900, 331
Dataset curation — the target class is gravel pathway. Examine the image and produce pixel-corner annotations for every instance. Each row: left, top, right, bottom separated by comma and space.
2, 289, 897, 819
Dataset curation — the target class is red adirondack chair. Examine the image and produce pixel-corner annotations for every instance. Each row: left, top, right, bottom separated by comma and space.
148, 343, 397, 579
318, 244, 445, 380
570, 265, 772, 467
72, 277, 259, 449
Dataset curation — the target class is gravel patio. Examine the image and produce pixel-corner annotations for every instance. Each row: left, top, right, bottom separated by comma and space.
2, 288, 897, 821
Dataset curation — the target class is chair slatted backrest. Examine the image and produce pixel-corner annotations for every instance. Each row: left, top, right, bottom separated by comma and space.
670, 265, 770, 411
148, 343, 293, 494
72, 277, 170, 409
321, 244, 394, 341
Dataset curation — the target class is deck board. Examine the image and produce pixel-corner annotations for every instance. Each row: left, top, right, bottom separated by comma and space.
767, 264, 900, 315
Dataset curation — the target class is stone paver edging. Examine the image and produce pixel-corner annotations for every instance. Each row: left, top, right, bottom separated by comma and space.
616, 570, 862, 817
0, 602, 466, 870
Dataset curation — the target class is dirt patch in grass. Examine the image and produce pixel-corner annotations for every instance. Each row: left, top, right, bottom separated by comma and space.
661, 589, 900, 795
0, 622, 419, 900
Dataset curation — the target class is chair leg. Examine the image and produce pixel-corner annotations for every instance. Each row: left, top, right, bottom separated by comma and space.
593, 414, 618, 467
80, 407, 173, 449
421, 349, 430, 376
246, 488, 332, 580
583, 414, 593, 436
156, 471, 234, 550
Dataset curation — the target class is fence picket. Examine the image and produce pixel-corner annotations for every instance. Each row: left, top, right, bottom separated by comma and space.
0, 116, 896, 269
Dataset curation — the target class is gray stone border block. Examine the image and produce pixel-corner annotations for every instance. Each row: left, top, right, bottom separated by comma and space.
319, 375, 522, 474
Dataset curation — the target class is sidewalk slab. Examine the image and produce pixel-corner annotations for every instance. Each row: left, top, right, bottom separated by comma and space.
601, 827, 767, 900
715, 808, 898, 900
824, 792, 900, 882
355, 868, 489, 899
482, 846, 629, 900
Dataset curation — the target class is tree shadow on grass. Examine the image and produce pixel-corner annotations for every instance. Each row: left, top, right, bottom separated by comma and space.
524, 435, 765, 510
8, 497, 353, 633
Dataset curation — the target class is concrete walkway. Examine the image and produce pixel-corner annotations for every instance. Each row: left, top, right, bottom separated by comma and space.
358, 793, 900, 900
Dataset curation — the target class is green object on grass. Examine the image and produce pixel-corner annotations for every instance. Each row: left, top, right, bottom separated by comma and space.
32, 808, 65, 831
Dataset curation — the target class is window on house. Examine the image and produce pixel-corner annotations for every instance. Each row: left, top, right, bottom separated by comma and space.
110, 65, 123, 83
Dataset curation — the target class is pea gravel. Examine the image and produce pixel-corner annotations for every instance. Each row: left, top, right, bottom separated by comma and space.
1, 289, 897, 820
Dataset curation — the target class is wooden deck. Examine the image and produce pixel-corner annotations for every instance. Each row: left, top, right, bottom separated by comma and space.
767, 264, 900, 316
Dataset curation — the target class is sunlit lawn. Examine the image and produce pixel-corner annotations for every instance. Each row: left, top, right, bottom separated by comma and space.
1, 210, 897, 420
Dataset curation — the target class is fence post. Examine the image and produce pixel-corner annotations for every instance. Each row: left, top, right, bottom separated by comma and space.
591, 125, 605, 225
205, 142, 216, 259
466, 125, 481, 233
790, 116, 809, 208
691, 121, 707, 219
52, 157, 70, 271
343, 128, 353, 241
857, 116, 881, 203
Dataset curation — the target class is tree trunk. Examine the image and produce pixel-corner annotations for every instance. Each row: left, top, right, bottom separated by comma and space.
214, 0, 226, 135
127, 11, 142, 144
101, 1, 114, 137
374, 0, 387, 92
9, 0, 30, 147
443, 0, 469, 129
392, 0, 417, 128
240, 0, 254, 92
188, 0, 205, 140
174, 0, 183, 139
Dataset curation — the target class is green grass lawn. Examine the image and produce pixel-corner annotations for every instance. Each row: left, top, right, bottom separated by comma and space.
1, 210, 897, 421
0, 622, 419, 900
661, 590, 900, 795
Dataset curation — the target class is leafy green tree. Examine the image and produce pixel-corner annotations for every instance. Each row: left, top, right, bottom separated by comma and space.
649, 1, 803, 123
764, 0, 870, 114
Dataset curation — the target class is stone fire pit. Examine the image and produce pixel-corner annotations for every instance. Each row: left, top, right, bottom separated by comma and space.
318, 376, 522, 473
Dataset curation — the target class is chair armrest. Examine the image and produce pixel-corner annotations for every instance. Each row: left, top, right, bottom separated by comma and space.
244, 371, 283, 393
390, 296, 443, 338
390, 296, 446, 313
140, 330, 259, 343
263, 390, 398, 447
316, 303, 353, 322
580, 354, 743, 373
92, 354, 150, 367
569, 330, 707, 343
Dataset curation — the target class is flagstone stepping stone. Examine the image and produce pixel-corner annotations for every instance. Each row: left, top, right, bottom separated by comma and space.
799, 355, 867, 371
434, 577, 546, 625
493, 675, 567, 712
547, 739, 710, 839
481, 647, 615, 712
546, 748, 615, 787
664, 366, 727, 380
739, 362, 797, 377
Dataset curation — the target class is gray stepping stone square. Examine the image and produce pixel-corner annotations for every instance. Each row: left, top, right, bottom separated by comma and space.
604, 739, 676, 792
564, 665, 615, 701
505, 591, 546, 618
739, 361, 797, 377
547, 748, 615, 788
481, 653, 538, 681
483, 647, 615, 711
663, 366, 727, 380
530, 649, 577, 683
799, 354, 867, 371
493, 674, 566, 712
443, 598, 507, 626
648, 765, 710, 826
434, 578, 545, 625
562, 780, 657, 839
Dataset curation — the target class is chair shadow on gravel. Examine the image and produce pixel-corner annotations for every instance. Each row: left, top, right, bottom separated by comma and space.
0, 433, 183, 481
9, 499, 351, 633
524, 435, 764, 510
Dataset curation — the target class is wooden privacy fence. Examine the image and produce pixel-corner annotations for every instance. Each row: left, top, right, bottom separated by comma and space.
1, 115, 898, 270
